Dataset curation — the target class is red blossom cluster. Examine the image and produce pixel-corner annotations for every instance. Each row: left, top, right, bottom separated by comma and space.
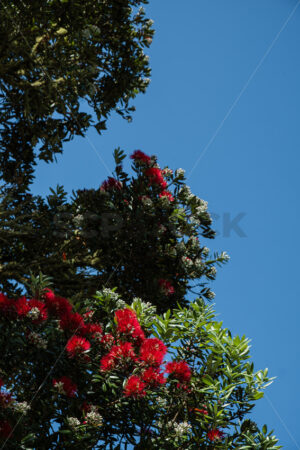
44, 290, 104, 361
66, 335, 91, 358
100, 342, 137, 372
52, 376, 77, 398
130, 150, 151, 165
115, 309, 145, 342
158, 279, 175, 296
99, 308, 191, 398
0, 293, 196, 433
165, 360, 191, 388
0, 289, 107, 404
144, 167, 167, 190
131, 151, 174, 202
139, 338, 167, 366
159, 190, 174, 202
207, 428, 224, 442
100, 177, 122, 192
124, 375, 146, 398
0, 294, 47, 323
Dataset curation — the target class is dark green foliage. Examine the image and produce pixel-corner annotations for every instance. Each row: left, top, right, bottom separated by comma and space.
0, 151, 228, 312
0, 0, 153, 188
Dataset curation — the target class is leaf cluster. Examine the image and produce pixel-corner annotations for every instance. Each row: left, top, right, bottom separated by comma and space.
0, 0, 153, 188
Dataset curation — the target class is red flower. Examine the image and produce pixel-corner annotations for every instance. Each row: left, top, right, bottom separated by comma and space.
99, 353, 116, 372
43, 288, 55, 302
60, 312, 84, 332
28, 299, 48, 323
144, 167, 167, 190
159, 190, 174, 202
165, 361, 191, 383
115, 308, 138, 333
158, 279, 175, 296
66, 335, 91, 358
14, 296, 30, 317
124, 375, 146, 398
44, 292, 73, 317
100, 342, 136, 372
115, 309, 145, 342
0, 420, 12, 439
130, 150, 151, 165
139, 338, 167, 366
141, 367, 166, 387
100, 177, 122, 192
53, 376, 77, 397
0, 379, 3, 388
14, 297, 47, 323
207, 429, 224, 442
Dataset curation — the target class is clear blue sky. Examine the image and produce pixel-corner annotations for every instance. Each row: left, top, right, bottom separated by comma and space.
31, 1, 300, 447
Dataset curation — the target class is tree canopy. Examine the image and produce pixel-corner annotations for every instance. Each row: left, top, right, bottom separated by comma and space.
0, 1, 280, 448
0, 0, 153, 188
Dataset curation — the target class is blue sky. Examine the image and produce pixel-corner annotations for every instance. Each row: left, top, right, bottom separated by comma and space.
32, 1, 300, 447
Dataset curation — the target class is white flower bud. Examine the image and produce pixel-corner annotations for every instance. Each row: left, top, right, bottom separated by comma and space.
202, 246, 210, 257
140, 196, 153, 207
27, 332, 47, 349
174, 421, 192, 436
27, 307, 41, 320
194, 258, 203, 270
181, 256, 193, 268
13, 401, 30, 414
116, 299, 126, 309
67, 417, 81, 429
86, 410, 103, 427
54, 382, 66, 395
175, 168, 185, 177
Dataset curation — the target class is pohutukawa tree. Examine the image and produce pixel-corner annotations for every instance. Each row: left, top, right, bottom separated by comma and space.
0, 1, 280, 448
